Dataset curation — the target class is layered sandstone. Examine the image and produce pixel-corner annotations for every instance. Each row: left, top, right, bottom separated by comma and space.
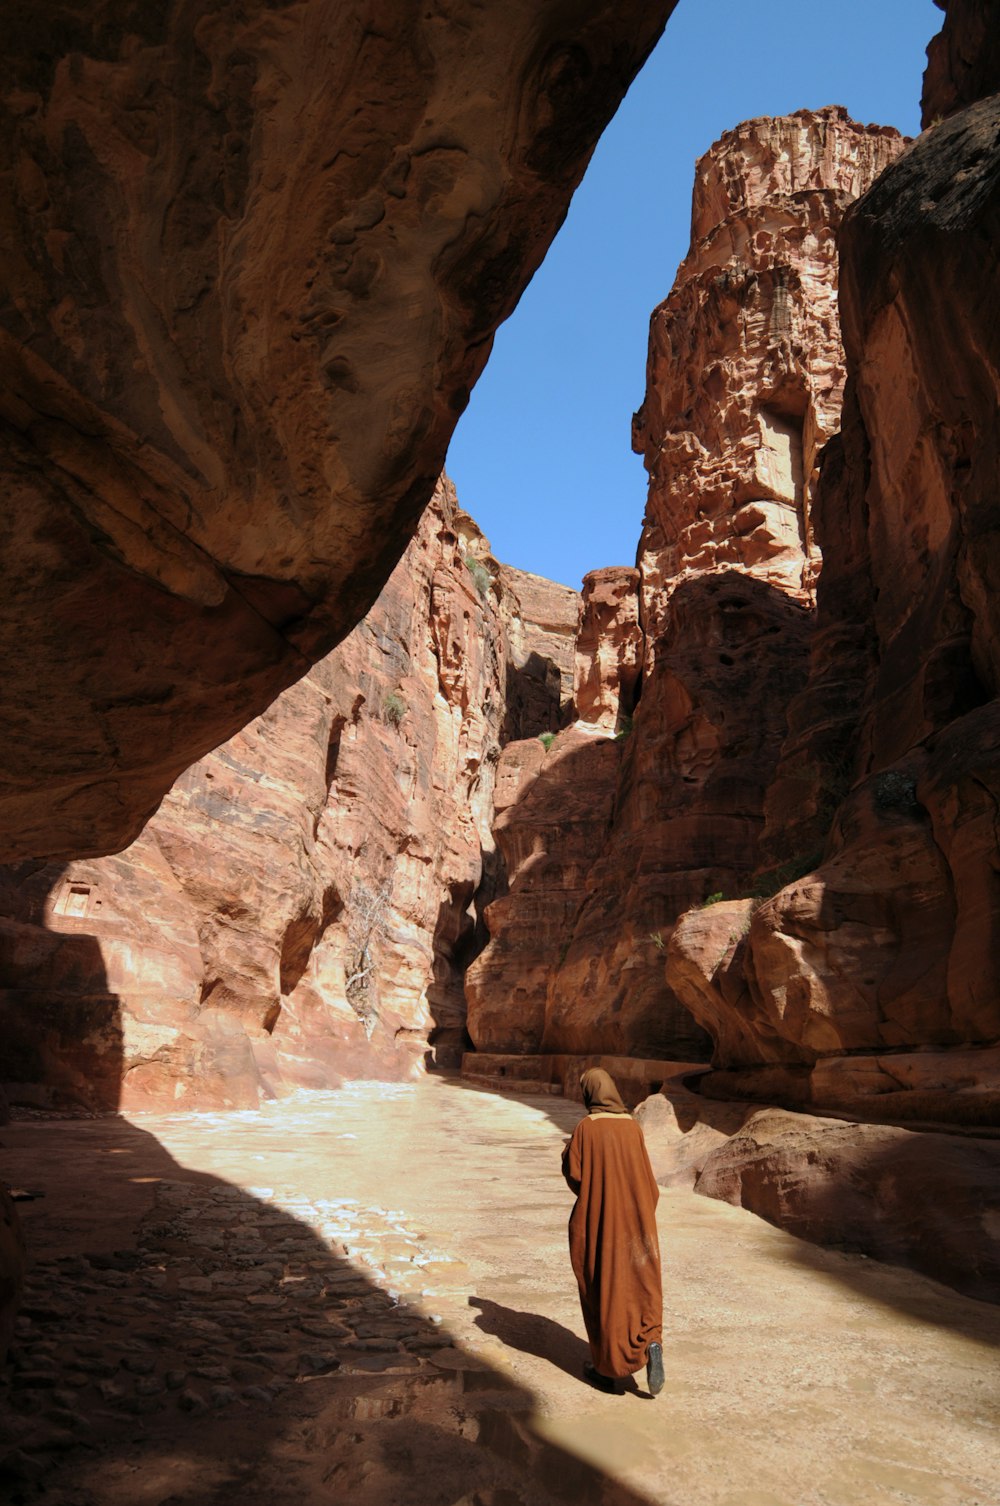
633, 108, 904, 648
694, 1108, 1000, 1304
573, 568, 642, 731
465, 565, 641, 1056
0, 0, 674, 864
499, 566, 581, 740
1, 480, 581, 1111
464, 728, 623, 1053
465, 111, 903, 1068
536, 111, 902, 1061
668, 67, 1000, 1121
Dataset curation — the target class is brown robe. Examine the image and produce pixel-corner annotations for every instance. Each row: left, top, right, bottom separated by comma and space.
562, 1108, 663, 1378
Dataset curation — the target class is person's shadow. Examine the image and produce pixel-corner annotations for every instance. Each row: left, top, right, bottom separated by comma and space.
468, 1295, 649, 1397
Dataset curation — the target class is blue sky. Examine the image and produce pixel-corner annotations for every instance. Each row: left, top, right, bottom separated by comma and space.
445, 0, 940, 589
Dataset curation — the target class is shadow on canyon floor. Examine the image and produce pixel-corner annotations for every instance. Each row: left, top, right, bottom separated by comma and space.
468, 1297, 650, 1400
0, 1113, 657, 1506
0, 871, 656, 1505
444, 1074, 1000, 1346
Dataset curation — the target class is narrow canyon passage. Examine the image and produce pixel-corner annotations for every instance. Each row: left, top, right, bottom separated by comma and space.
3, 1079, 997, 1506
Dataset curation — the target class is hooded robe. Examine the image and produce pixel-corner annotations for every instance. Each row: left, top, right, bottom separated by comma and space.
561, 1069, 663, 1378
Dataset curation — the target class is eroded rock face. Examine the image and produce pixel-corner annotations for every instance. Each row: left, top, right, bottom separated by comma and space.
695, 1107, 1000, 1304
573, 568, 642, 732
0, 480, 552, 1110
499, 566, 581, 740
537, 112, 901, 1059
464, 728, 622, 1054
465, 109, 902, 1066
0, 1186, 25, 1368
632, 108, 904, 649
670, 80, 1000, 1117
921, 0, 1000, 125
0, 0, 674, 864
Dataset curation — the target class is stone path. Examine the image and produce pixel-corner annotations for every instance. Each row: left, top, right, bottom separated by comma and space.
2, 1076, 999, 1506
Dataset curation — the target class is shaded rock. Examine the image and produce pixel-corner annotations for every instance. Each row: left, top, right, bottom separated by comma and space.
0, 476, 581, 1107
500, 568, 581, 740
0, 1187, 26, 1367
921, 0, 1000, 125
633, 1074, 756, 1189
467, 110, 901, 1068
465, 729, 622, 1053
695, 1107, 1000, 1303
0, 0, 674, 863
669, 85, 1000, 1120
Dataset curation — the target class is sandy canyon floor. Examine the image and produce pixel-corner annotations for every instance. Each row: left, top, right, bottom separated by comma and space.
1, 1075, 998, 1506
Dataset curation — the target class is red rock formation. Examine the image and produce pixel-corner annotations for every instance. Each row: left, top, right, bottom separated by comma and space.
633, 108, 903, 647
694, 1108, 1000, 1304
0, 1185, 25, 1368
0, 480, 537, 1110
536, 111, 902, 1062
465, 111, 902, 1070
499, 566, 581, 740
669, 73, 1000, 1121
464, 565, 640, 1057
0, 0, 675, 864
921, 0, 1000, 125
573, 568, 642, 732
464, 728, 622, 1053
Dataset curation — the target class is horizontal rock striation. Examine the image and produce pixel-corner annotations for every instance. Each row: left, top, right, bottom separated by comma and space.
0, 0, 674, 864
668, 61, 1000, 1122
465, 109, 903, 1068
633, 107, 903, 645
0, 480, 580, 1111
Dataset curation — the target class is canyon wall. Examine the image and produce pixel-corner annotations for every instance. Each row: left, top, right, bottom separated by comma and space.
0, 0, 674, 865
667, 25, 1000, 1127
0, 480, 580, 1112
467, 109, 902, 1065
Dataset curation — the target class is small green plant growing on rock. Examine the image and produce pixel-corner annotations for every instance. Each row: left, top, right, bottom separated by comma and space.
648, 930, 665, 952
464, 555, 493, 599
538, 731, 556, 752
383, 691, 406, 727
701, 891, 725, 907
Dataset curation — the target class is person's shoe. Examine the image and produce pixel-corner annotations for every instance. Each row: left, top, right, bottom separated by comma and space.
583, 1361, 619, 1394
646, 1341, 665, 1397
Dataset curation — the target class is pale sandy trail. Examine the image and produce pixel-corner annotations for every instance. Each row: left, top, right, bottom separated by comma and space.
3, 1074, 999, 1506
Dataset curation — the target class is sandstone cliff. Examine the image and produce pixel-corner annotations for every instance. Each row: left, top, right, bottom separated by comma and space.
667, 35, 1000, 1127
0, 480, 580, 1111
467, 109, 903, 1065
0, 0, 674, 865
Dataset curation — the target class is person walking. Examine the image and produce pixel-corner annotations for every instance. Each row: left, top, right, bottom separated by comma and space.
561, 1068, 664, 1396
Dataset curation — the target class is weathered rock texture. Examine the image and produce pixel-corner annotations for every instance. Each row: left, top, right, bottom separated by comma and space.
0, 1185, 25, 1368
694, 1108, 1000, 1305
499, 566, 581, 740
632, 108, 904, 649
573, 568, 642, 732
0, 0, 674, 864
668, 43, 1000, 1126
921, 0, 1000, 126
464, 728, 623, 1053
0, 480, 580, 1111
469, 110, 903, 1065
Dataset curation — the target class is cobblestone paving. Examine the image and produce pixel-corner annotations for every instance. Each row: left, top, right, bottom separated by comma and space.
1, 1169, 543, 1505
